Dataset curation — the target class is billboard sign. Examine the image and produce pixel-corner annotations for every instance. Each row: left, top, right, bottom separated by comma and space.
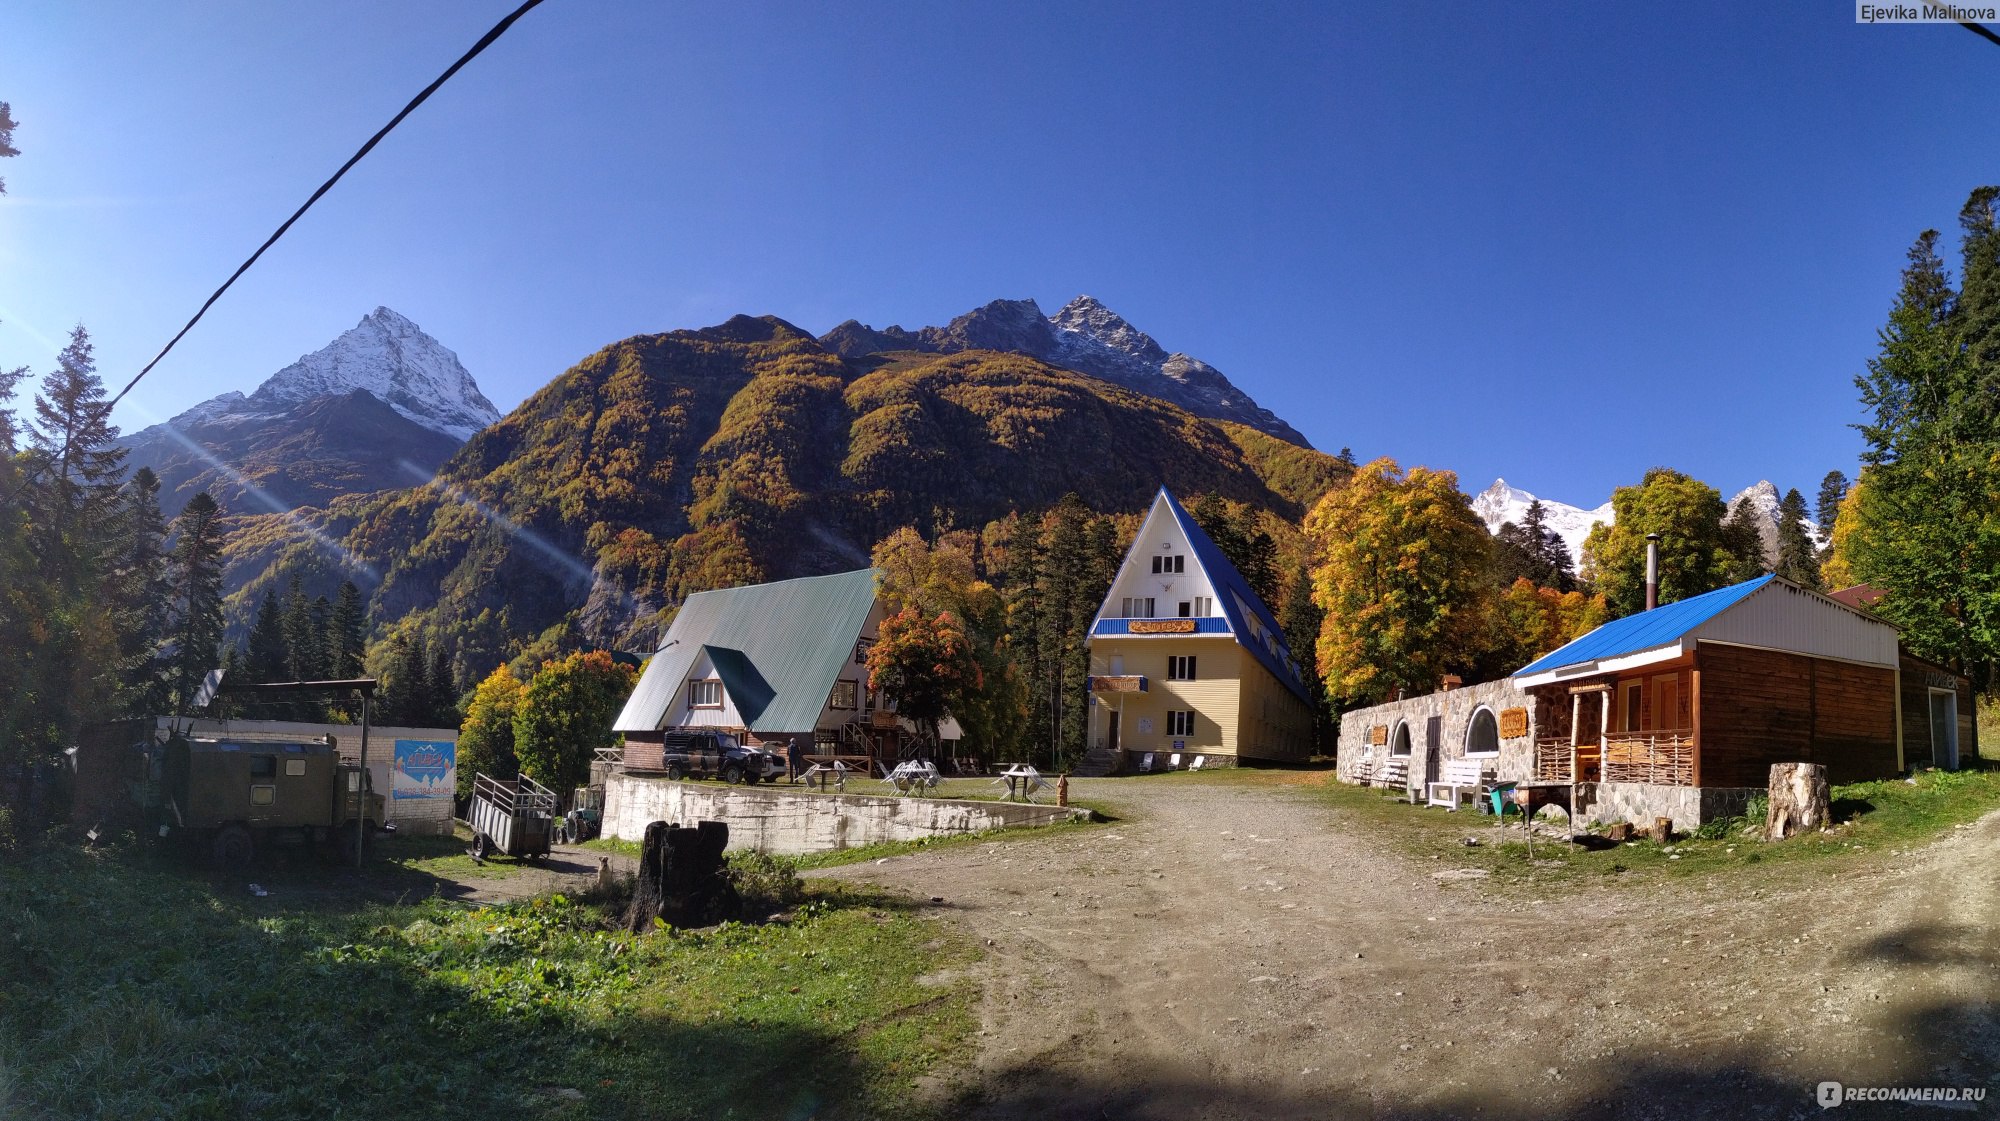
392, 739, 455, 802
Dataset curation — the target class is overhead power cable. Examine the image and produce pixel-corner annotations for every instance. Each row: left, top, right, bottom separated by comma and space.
1963, 21, 2000, 48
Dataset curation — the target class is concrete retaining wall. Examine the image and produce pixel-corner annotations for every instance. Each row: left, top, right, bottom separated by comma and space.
604, 774, 1091, 854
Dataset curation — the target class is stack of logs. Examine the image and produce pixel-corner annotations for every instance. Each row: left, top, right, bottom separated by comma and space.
624, 819, 741, 932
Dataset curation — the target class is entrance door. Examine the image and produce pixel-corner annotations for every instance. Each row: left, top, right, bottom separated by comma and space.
1108, 711, 1121, 754
1929, 690, 1960, 770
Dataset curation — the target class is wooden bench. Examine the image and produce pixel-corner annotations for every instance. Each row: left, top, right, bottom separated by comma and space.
1350, 758, 1375, 786
1377, 758, 1409, 793
1426, 758, 1494, 811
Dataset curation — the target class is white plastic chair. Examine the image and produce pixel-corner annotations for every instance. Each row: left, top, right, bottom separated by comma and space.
1169, 753, 1182, 769
1139, 752, 1155, 772
1191, 755, 1206, 771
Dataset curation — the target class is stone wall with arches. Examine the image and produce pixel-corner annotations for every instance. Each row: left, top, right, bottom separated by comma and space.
1336, 678, 1542, 792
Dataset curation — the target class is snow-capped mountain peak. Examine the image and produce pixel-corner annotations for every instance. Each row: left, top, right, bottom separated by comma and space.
1471, 478, 1614, 567
1049, 295, 1170, 365
248, 307, 499, 441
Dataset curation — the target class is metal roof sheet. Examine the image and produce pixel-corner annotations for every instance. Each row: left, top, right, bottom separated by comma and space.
613, 568, 879, 734
1512, 574, 1773, 678
1158, 489, 1314, 703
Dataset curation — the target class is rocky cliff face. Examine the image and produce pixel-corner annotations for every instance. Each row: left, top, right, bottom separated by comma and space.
820, 295, 1311, 447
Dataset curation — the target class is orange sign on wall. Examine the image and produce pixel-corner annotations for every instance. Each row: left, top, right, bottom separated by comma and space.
1128, 618, 1198, 634
1368, 725, 1388, 746
1499, 708, 1529, 739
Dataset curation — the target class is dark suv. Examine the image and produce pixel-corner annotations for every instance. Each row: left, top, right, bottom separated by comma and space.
659, 731, 777, 784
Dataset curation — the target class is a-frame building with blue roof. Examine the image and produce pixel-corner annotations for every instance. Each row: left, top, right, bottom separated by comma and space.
1084, 488, 1314, 769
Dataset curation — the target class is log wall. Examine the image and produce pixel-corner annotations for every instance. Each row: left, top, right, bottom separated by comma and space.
1695, 644, 1896, 786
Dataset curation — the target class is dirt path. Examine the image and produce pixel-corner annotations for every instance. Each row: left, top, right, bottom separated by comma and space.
815, 776, 2000, 1120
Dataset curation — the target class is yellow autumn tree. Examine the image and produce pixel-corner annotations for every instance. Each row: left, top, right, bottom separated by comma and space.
1304, 458, 1495, 705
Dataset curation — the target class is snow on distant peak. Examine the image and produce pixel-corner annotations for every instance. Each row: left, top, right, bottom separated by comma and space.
1471, 478, 1614, 568
248, 307, 499, 441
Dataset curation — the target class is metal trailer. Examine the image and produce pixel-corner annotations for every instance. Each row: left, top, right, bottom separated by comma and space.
468, 772, 558, 860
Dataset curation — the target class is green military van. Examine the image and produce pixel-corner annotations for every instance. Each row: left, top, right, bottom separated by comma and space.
145, 735, 391, 865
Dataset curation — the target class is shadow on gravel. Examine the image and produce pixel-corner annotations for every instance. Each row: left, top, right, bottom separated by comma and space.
962, 988, 1999, 1121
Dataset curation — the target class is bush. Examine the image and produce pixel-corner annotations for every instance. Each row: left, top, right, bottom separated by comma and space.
727, 851, 804, 912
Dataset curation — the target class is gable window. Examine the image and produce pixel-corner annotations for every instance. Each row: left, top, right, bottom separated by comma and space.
830, 680, 858, 710
864, 685, 877, 712
689, 679, 723, 708
1193, 596, 1212, 617
1167, 655, 1197, 681
1178, 601, 1191, 617
1120, 597, 1156, 619
1149, 554, 1186, 575
854, 639, 872, 665
1165, 710, 1196, 737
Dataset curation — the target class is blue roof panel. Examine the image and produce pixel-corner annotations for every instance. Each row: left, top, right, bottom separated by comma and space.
1512, 574, 1774, 677
1158, 490, 1314, 703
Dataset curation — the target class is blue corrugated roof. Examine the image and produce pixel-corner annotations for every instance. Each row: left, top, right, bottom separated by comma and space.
1512, 574, 1774, 677
1158, 489, 1314, 703
1093, 617, 1234, 636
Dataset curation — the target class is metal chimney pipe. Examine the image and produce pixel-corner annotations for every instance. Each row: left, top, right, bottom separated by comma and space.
1645, 533, 1661, 611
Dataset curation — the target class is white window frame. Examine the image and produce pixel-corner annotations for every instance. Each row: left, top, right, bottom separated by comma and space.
830, 680, 858, 710
1464, 706, 1500, 757
1390, 720, 1412, 757
689, 679, 723, 709
1166, 709, 1195, 737
1167, 655, 1197, 681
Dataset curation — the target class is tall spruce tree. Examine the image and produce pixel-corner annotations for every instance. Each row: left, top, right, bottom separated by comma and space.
1816, 470, 1850, 543
1773, 487, 1822, 590
113, 466, 172, 715
327, 581, 367, 679
165, 492, 227, 715
1847, 220, 2000, 684
246, 591, 288, 684
427, 642, 459, 727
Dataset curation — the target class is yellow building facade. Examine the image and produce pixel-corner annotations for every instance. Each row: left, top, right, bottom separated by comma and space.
1086, 490, 1314, 766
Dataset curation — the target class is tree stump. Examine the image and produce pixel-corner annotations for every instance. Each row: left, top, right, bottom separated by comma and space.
1766, 763, 1830, 841
625, 819, 741, 931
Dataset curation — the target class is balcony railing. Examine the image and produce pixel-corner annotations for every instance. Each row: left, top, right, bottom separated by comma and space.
1601, 730, 1695, 786
1534, 737, 1601, 782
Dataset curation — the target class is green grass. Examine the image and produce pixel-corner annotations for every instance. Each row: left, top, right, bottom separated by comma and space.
379, 824, 527, 879
1310, 760, 2000, 893
0, 842, 979, 1121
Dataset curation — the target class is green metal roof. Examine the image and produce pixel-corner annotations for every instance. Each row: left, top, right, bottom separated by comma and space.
613, 568, 879, 735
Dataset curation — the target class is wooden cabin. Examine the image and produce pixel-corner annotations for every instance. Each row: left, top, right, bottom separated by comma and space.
1513, 574, 1968, 792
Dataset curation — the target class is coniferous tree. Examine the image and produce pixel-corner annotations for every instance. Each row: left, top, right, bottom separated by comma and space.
246, 591, 288, 684
1816, 470, 1850, 544
1846, 218, 2000, 684
0, 101, 17, 195
11, 326, 128, 785
280, 575, 325, 685
1718, 500, 1770, 585
327, 581, 367, 679
164, 492, 227, 715
112, 466, 172, 715
1773, 487, 1822, 590
426, 642, 459, 727
379, 633, 431, 727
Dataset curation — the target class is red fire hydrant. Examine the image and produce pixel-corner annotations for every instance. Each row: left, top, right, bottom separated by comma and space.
1057, 773, 1069, 807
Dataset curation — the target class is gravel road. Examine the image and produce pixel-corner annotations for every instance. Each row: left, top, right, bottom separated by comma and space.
815, 774, 2000, 1120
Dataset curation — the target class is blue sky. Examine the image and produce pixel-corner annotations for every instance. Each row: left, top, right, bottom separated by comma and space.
1, 1, 1995, 508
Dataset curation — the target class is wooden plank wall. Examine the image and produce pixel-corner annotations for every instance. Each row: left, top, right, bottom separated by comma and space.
1696, 644, 1896, 786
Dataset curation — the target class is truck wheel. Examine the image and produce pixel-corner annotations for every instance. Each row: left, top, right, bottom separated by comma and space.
211, 825, 253, 867
723, 763, 746, 786
471, 832, 491, 861
664, 761, 686, 782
